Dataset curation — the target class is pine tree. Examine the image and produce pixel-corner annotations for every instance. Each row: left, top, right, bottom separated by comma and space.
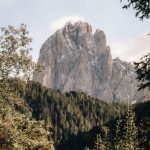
94, 134, 106, 150
93, 126, 111, 150
138, 117, 150, 149
115, 103, 139, 150
114, 119, 123, 150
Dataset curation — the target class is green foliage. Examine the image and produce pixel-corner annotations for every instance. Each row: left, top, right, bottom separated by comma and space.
121, 0, 150, 20
115, 105, 139, 150
138, 117, 150, 149
87, 103, 150, 150
0, 85, 54, 150
0, 24, 53, 149
121, 1, 150, 91
93, 127, 111, 150
0, 24, 31, 80
23, 81, 150, 150
24, 81, 127, 150
0, 24, 42, 86
134, 53, 150, 90
4, 79, 149, 150
94, 134, 106, 150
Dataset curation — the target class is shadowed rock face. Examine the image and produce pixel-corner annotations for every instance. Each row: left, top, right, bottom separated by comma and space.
33, 21, 149, 102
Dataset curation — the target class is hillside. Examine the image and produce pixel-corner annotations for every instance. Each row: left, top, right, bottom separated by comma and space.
0, 79, 149, 149
0, 80, 54, 150
24, 81, 150, 150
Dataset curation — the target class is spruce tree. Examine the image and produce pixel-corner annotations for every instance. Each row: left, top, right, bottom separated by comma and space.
93, 126, 111, 150
115, 103, 139, 150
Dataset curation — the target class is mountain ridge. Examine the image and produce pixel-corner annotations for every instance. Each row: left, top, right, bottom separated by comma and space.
34, 21, 149, 102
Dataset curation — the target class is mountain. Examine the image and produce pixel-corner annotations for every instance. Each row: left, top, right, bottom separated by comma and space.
33, 21, 149, 102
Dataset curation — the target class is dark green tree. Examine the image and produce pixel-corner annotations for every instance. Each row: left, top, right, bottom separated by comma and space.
134, 53, 150, 90
121, 0, 150, 90
121, 0, 150, 20
93, 127, 111, 150
121, 105, 139, 150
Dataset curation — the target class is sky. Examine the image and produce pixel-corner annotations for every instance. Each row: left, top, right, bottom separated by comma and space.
0, 0, 150, 62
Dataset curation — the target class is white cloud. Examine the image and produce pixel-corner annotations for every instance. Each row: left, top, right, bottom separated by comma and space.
50, 15, 86, 33
111, 33, 150, 62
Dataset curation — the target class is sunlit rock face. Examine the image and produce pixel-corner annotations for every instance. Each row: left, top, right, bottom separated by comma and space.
34, 21, 149, 102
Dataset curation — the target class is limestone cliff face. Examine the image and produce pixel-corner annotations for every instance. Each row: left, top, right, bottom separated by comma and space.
34, 21, 149, 102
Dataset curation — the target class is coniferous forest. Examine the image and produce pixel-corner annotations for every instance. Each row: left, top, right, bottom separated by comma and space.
1, 79, 149, 149
25, 81, 150, 150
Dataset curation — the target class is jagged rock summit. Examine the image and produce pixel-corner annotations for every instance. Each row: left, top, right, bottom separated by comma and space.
34, 21, 149, 102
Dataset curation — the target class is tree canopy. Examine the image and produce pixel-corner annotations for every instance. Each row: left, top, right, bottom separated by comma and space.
134, 53, 150, 90
121, 0, 150, 91
121, 0, 150, 20
0, 24, 54, 149
0, 24, 40, 83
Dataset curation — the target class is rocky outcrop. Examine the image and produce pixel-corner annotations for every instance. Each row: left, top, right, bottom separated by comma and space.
34, 21, 149, 102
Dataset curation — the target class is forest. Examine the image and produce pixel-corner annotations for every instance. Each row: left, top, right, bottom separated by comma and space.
1, 79, 149, 149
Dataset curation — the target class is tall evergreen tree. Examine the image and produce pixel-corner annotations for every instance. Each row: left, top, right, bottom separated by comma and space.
121, 104, 139, 150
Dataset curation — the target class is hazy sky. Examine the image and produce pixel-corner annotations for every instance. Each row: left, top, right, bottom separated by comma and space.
0, 0, 150, 62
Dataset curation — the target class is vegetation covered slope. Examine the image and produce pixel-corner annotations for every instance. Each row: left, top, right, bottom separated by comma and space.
24, 81, 149, 150
85, 101, 150, 150
0, 23, 54, 150
25, 81, 127, 149
0, 80, 54, 150
0, 79, 149, 150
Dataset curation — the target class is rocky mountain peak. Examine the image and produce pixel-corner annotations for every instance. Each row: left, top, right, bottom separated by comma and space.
93, 29, 106, 50
114, 57, 121, 61
34, 21, 149, 102
64, 21, 92, 33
